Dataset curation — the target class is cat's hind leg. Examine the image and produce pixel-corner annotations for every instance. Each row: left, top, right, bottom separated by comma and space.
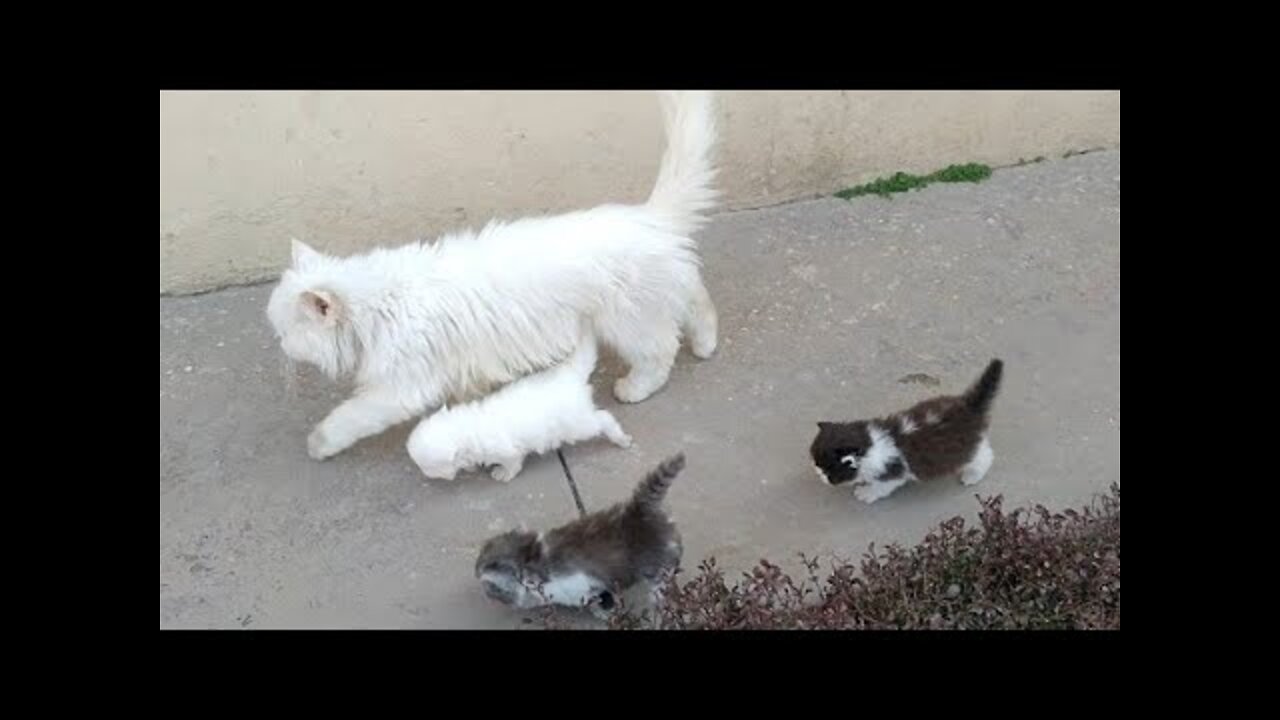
959, 436, 994, 486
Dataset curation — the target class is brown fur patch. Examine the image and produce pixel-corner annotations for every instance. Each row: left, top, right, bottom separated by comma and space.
812, 360, 1003, 485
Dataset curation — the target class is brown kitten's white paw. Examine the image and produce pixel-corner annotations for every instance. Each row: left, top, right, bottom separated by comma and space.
853, 483, 880, 504
854, 478, 909, 504
959, 437, 994, 486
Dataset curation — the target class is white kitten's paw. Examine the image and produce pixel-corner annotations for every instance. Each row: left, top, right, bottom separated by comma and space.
491, 465, 518, 483
307, 427, 342, 461
611, 432, 633, 449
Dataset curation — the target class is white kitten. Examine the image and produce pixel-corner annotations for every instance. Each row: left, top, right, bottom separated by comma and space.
406, 328, 631, 483
266, 91, 720, 461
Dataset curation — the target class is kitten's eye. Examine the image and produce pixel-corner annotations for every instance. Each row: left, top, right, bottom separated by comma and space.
837, 447, 861, 461
841, 456, 857, 468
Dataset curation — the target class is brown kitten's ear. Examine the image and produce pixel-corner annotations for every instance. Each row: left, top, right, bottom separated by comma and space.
300, 289, 342, 325
291, 238, 324, 270
817, 421, 833, 431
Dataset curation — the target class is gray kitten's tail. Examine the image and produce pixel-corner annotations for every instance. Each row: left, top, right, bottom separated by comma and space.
630, 453, 686, 512
963, 359, 1004, 415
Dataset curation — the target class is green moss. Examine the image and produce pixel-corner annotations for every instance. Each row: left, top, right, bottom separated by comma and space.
835, 162, 993, 200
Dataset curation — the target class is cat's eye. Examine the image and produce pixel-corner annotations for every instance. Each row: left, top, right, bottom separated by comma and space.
841, 456, 857, 468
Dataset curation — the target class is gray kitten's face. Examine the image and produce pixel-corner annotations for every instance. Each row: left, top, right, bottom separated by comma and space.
475, 530, 541, 607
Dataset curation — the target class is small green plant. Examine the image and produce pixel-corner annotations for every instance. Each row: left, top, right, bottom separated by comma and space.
835, 162, 993, 200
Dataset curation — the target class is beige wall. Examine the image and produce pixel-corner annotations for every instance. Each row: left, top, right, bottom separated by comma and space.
159, 90, 1119, 295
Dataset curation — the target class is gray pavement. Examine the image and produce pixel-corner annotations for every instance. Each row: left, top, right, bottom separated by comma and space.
160, 150, 1120, 629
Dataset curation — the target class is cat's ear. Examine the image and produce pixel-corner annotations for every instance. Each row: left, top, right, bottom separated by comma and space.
817, 421, 833, 431
291, 238, 324, 270
300, 289, 343, 325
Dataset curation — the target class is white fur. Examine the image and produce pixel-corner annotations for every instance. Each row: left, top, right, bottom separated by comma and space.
406, 331, 630, 482
266, 91, 720, 460
899, 415, 917, 434
478, 569, 605, 611
852, 423, 918, 505
859, 424, 898, 477
854, 476, 910, 504
960, 435, 994, 486
538, 572, 605, 608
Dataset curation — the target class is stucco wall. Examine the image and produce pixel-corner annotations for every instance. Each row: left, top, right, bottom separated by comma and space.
159, 90, 1119, 294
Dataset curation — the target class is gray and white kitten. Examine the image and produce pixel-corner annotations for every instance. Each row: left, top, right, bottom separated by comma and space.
810, 359, 1003, 504
475, 454, 686, 617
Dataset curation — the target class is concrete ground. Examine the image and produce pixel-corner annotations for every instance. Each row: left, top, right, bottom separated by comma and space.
160, 150, 1120, 629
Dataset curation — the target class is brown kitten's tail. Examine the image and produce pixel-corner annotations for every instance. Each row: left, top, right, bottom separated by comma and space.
963, 359, 1004, 415
630, 453, 686, 512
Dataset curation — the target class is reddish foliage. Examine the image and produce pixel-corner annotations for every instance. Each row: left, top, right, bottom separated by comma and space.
603, 485, 1120, 630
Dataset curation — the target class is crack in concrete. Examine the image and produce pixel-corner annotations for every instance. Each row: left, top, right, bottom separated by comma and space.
555, 449, 588, 517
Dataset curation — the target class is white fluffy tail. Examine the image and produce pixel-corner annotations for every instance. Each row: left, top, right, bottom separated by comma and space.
645, 91, 719, 237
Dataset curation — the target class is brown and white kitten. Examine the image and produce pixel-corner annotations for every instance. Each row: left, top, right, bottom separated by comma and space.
810, 359, 1003, 504
475, 454, 685, 617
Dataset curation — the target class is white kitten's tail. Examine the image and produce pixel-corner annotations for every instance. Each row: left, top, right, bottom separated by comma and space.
645, 91, 719, 237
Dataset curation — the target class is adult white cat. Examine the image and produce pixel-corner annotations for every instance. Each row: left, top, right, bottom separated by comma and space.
267, 91, 720, 460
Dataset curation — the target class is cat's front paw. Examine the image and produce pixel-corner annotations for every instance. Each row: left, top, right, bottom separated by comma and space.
614, 376, 658, 404
690, 335, 717, 360
853, 483, 882, 505
307, 427, 343, 461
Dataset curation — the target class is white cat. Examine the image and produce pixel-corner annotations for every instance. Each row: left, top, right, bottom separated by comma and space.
406, 328, 630, 483
266, 91, 720, 460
